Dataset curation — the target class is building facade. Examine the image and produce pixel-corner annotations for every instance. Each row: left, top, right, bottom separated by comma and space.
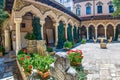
1, 0, 80, 53
55, 0, 74, 11
73, 0, 120, 40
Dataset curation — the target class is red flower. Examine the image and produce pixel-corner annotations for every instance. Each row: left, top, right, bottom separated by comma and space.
26, 56, 30, 59
21, 58, 24, 61
28, 65, 32, 69
23, 49, 27, 53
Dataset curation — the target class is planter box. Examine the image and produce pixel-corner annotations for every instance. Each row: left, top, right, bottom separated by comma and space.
100, 43, 107, 49
0, 52, 3, 57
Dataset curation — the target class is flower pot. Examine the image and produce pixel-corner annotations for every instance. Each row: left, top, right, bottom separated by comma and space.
43, 71, 50, 79
49, 52, 55, 56
0, 52, 3, 57
38, 71, 50, 79
71, 62, 81, 66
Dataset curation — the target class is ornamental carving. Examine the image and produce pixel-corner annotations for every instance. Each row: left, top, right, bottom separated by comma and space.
14, 0, 30, 11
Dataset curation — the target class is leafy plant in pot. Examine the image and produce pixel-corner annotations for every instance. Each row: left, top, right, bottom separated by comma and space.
63, 41, 73, 50
37, 55, 55, 79
67, 50, 83, 66
47, 46, 55, 56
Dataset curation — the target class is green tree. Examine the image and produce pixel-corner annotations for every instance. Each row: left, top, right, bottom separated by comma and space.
57, 21, 65, 49
112, 0, 120, 16
67, 24, 73, 42
32, 16, 42, 40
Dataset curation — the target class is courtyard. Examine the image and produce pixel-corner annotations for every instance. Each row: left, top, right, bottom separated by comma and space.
72, 43, 120, 79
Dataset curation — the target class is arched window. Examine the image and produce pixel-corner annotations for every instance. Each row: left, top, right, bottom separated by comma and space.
86, 3, 92, 15
97, 1, 103, 14
109, 5, 114, 13
76, 7, 80, 16
108, 1, 114, 13
86, 6, 91, 15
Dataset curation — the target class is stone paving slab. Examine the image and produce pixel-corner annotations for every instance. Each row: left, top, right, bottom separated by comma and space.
73, 43, 120, 80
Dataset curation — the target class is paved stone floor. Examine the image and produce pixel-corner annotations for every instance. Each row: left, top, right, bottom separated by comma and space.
73, 43, 120, 80
0, 51, 22, 80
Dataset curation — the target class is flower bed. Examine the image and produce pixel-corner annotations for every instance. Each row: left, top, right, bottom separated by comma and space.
17, 49, 55, 79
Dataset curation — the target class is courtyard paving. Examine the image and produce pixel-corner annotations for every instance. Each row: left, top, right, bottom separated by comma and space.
73, 43, 120, 80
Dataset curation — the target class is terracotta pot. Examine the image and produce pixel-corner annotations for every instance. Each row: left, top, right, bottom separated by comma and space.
71, 62, 81, 66
43, 71, 50, 79
38, 70, 43, 76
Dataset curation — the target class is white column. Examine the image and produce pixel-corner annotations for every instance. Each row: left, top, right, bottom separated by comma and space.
64, 24, 68, 40
114, 27, 116, 39
54, 23, 59, 46
14, 18, 22, 54
4, 29, 11, 52
105, 27, 107, 38
86, 27, 89, 40
95, 28, 97, 39
40, 21, 45, 40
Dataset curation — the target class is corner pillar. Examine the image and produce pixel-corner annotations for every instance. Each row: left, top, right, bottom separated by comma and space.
95, 27, 98, 39
14, 18, 22, 54
40, 20, 45, 40
4, 29, 11, 52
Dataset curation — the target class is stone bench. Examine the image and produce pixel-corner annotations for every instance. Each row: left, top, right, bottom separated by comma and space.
100, 43, 107, 49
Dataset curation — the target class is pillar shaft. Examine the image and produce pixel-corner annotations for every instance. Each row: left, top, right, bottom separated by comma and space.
4, 30, 11, 52
105, 27, 107, 38
40, 21, 45, 40
95, 28, 97, 39
64, 24, 68, 40
54, 23, 59, 46
14, 18, 22, 54
87, 27, 89, 40
114, 27, 116, 39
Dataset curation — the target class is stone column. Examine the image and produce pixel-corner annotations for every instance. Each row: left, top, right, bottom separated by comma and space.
95, 27, 98, 39
14, 18, 22, 54
114, 27, 116, 39
64, 24, 68, 40
72, 26, 74, 38
40, 20, 45, 40
105, 27, 107, 38
54, 23, 59, 46
4, 29, 11, 52
86, 27, 89, 40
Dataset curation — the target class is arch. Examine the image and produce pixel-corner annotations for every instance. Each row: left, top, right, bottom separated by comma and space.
106, 24, 114, 39
16, 5, 42, 19
96, 23, 105, 28
81, 26, 87, 39
88, 25, 95, 39
106, 22, 115, 28
115, 22, 120, 27
115, 24, 120, 40
88, 23, 96, 28
58, 16, 67, 24
97, 24, 105, 37
43, 11, 57, 23
67, 19, 73, 26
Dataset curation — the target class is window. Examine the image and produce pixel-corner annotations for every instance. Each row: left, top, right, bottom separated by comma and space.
21, 23, 26, 28
76, 7, 80, 16
67, 7, 71, 11
67, 0, 70, 2
109, 5, 114, 13
86, 6, 91, 15
97, 5, 102, 14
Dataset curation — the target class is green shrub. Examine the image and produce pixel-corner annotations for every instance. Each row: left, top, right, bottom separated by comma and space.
24, 32, 36, 40
81, 39, 86, 44
63, 41, 73, 49
0, 46, 4, 52
47, 46, 53, 52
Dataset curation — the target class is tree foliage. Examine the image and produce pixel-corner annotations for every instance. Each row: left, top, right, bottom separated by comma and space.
57, 21, 65, 49
112, 0, 120, 16
67, 24, 73, 42
32, 16, 42, 40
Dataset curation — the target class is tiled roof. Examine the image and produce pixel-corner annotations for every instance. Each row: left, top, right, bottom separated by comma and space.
36, 0, 81, 21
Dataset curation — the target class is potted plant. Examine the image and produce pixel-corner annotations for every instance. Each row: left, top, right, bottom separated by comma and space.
37, 55, 54, 79
67, 50, 83, 66
47, 46, 55, 56
81, 39, 86, 44
0, 46, 4, 57
63, 41, 73, 50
